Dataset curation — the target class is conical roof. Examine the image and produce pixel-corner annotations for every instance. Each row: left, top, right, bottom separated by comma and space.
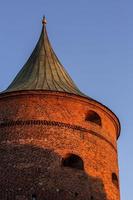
4, 17, 86, 97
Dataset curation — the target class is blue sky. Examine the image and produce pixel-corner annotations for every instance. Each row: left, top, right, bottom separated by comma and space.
0, 0, 130, 199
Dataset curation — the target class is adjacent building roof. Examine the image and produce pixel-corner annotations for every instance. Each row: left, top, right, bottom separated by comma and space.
4, 17, 86, 97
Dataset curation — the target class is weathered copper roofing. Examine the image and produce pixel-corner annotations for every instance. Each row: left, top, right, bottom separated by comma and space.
4, 17, 86, 97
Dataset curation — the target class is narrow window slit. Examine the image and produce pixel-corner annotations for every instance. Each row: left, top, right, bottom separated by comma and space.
32, 194, 37, 200
112, 173, 119, 188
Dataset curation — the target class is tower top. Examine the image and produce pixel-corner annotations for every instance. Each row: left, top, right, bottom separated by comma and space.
42, 16, 47, 25
3, 18, 87, 97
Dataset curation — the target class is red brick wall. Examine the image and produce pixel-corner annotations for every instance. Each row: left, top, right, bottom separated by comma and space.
0, 91, 120, 200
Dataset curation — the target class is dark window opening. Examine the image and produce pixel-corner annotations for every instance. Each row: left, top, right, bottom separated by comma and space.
75, 192, 79, 197
112, 173, 119, 188
32, 194, 37, 200
86, 110, 101, 126
62, 154, 84, 170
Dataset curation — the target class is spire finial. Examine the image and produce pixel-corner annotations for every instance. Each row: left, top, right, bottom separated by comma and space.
42, 16, 47, 25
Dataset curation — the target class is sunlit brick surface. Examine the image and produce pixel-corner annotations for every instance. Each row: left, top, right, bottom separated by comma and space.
0, 91, 120, 200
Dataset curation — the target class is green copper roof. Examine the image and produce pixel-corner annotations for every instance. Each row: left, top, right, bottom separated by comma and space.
4, 18, 86, 97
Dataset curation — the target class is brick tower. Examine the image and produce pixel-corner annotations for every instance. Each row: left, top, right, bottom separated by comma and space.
0, 17, 121, 200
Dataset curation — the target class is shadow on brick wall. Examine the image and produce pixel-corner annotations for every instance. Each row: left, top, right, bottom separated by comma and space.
0, 144, 108, 200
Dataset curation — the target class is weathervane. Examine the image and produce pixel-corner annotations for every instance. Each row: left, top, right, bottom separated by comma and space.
42, 16, 47, 25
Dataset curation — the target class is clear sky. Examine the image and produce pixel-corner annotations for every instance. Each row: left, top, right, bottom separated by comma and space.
0, 0, 130, 199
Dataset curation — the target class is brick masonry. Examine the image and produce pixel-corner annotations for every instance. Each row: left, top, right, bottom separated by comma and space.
0, 91, 120, 200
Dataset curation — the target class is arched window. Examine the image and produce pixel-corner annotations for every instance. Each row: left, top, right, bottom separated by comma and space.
32, 194, 37, 200
62, 154, 84, 170
86, 110, 101, 126
112, 173, 119, 188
